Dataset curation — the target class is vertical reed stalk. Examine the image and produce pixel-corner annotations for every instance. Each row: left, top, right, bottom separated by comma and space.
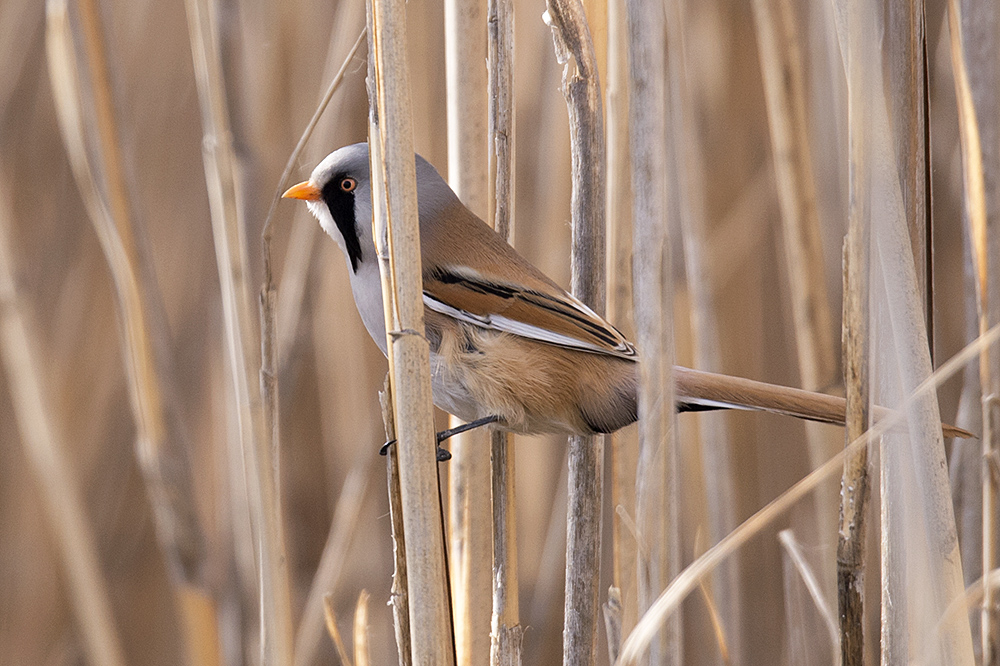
444, 0, 492, 661
0, 180, 126, 666
839, 237, 870, 666
487, 0, 522, 660
366, 0, 456, 657
751, 1, 840, 574
839, 3, 875, 663
625, 0, 678, 660
490, 435, 521, 664
605, 0, 637, 649
841, 4, 878, 662
750, 0, 837, 398
184, 0, 293, 660
46, 0, 216, 662
854, 0, 972, 658
946, 0, 997, 658
886, 1, 931, 330
662, 0, 741, 657
543, 0, 606, 662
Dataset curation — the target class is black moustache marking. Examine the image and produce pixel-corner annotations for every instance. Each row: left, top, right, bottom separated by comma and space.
322, 174, 363, 272
429, 267, 626, 350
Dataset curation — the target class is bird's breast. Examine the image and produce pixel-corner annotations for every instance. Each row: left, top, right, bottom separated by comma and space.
348, 262, 389, 356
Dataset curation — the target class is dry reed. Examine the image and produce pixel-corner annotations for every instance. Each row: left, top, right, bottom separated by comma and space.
184, 0, 295, 660
487, 0, 522, 661
625, 0, 679, 663
366, 0, 455, 658
946, 0, 998, 659
443, 0, 494, 660
541, 0, 607, 662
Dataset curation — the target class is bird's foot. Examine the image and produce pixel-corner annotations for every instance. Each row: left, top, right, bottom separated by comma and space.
379, 415, 501, 462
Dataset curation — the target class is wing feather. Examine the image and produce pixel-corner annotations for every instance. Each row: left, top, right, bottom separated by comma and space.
423, 265, 637, 359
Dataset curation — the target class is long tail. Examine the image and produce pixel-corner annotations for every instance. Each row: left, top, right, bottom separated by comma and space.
674, 366, 974, 440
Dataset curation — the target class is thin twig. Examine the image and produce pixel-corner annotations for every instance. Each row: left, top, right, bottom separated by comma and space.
379, 385, 412, 666
490, 432, 522, 665
261, 28, 366, 255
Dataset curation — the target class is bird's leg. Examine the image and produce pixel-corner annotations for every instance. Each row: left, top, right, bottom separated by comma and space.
380, 415, 501, 462
432, 415, 501, 460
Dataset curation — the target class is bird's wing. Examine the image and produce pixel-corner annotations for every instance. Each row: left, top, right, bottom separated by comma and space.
422, 264, 637, 359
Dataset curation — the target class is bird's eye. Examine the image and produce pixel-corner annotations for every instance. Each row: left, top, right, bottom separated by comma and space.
340, 177, 357, 193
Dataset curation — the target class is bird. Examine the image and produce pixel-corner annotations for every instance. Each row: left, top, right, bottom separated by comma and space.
283, 142, 971, 455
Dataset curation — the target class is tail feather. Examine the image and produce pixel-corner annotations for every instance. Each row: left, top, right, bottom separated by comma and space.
674, 366, 974, 440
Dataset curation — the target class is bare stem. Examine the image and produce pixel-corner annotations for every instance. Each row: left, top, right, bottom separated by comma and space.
366, 0, 456, 657
543, 0, 607, 662
444, 0, 493, 660
946, 0, 997, 658
487, 0, 522, 661
625, 0, 679, 660
605, 0, 638, 644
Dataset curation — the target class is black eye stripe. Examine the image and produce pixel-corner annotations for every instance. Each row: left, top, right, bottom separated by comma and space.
321, 173, 363, 272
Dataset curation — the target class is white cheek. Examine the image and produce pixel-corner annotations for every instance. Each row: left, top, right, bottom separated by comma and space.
306, 201, 343, 248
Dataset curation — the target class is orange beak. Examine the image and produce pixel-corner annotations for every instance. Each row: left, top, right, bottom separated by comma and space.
282, 181, 321, 201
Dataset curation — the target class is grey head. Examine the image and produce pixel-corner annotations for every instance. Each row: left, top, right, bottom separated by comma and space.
306, 142, 459, 274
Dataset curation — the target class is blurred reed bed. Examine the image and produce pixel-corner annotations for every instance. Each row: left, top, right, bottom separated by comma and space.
0, 0, 992, 663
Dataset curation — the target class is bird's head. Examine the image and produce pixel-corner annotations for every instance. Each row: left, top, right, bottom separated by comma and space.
283, 142, 459, 274
283, 142, 372, 273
